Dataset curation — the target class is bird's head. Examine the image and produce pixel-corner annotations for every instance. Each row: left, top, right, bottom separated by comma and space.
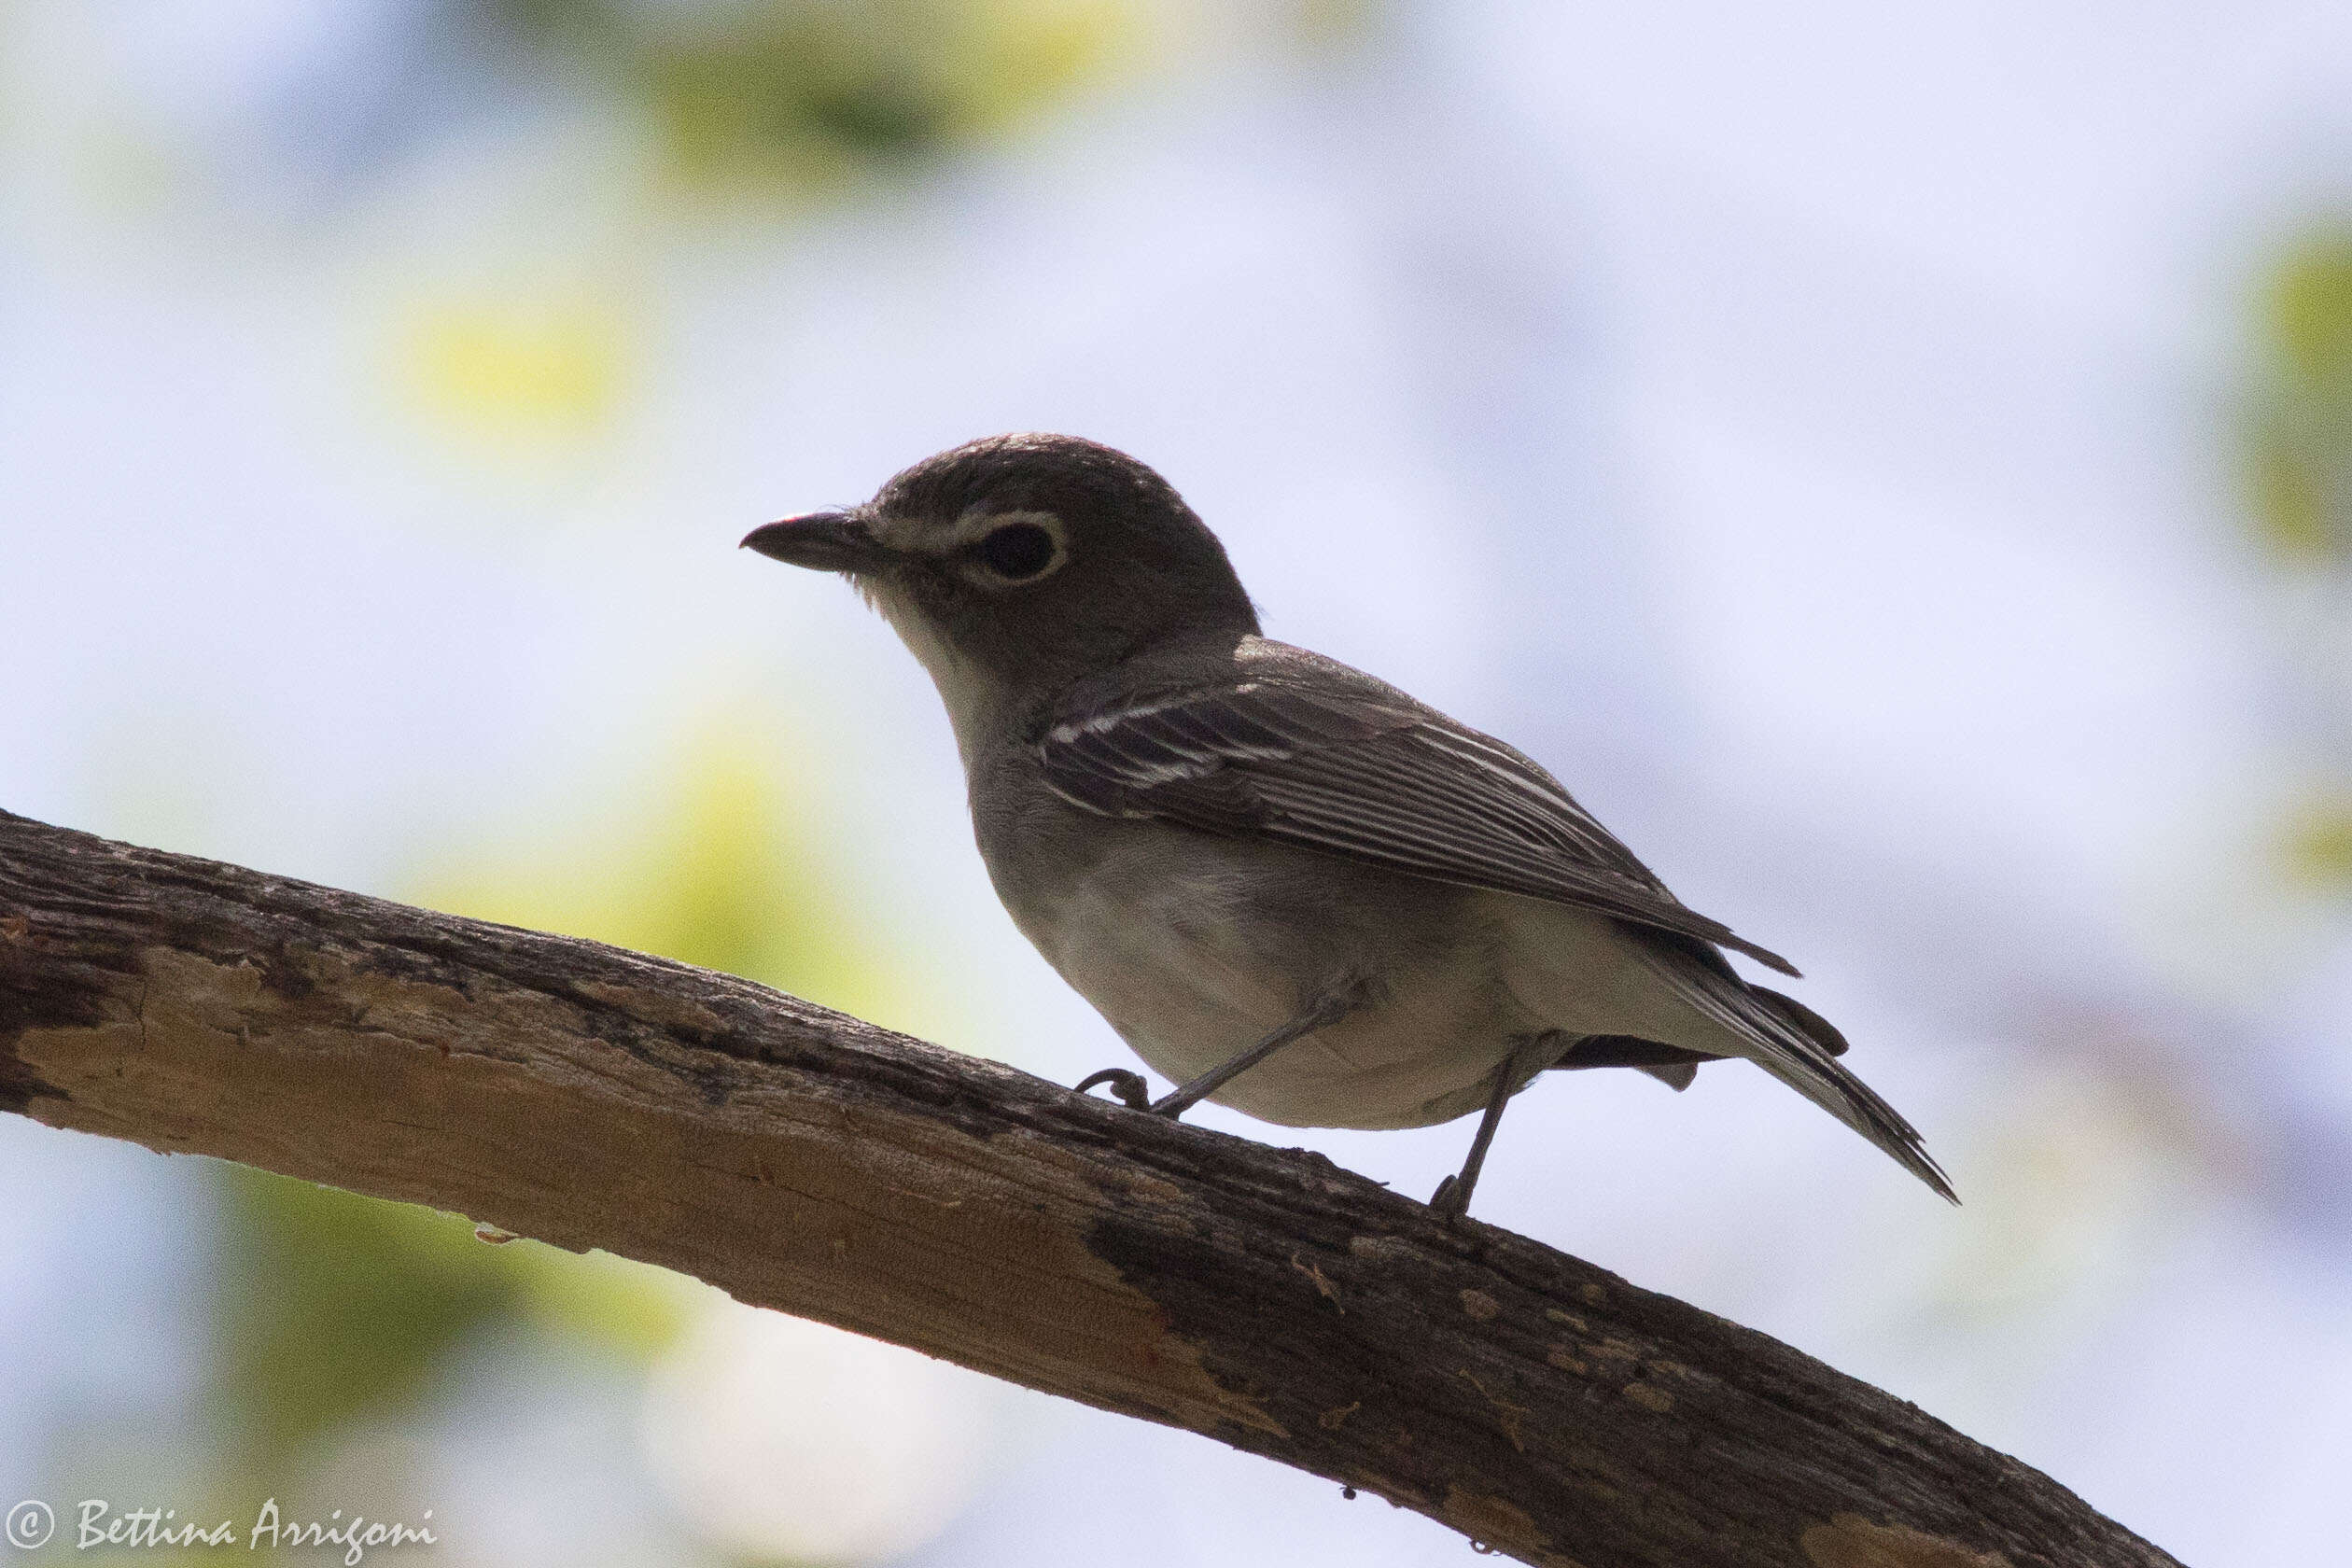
743, 434, 1259, 719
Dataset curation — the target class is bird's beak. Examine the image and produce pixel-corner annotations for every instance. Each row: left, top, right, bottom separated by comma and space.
739, 510, 891, 573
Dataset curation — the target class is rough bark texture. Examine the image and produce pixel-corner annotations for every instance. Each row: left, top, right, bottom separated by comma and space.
0, 808, 2177, 1568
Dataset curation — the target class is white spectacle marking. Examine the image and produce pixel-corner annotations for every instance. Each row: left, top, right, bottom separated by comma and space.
868, 507, 1072, 585
958, 509, 1071, 586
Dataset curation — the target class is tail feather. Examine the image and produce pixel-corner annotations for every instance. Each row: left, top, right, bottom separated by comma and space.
1639, 945, 1957, 1203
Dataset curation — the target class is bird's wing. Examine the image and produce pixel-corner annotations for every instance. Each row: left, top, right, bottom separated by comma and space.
1035, 677, 1800, 977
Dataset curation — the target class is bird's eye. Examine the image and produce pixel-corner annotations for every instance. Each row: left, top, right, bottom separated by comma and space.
975, 522, 1057, 581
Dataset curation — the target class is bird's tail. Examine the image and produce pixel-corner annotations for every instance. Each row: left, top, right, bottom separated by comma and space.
1639, 945, 1957, 1203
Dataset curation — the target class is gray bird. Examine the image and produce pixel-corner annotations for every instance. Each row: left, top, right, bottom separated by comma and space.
744, 433, 1953, 1216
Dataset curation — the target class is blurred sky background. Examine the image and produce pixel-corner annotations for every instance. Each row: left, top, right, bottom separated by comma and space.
5, 1, 2352, 1563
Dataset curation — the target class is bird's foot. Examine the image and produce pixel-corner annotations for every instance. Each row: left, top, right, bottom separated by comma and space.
1145, 1086, 1201, 1119
1429, 1174, 1471, 1225
1074, 1068, 1151, 1111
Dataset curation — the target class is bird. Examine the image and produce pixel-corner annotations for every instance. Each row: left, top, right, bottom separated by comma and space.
743, 433, 1953, 1218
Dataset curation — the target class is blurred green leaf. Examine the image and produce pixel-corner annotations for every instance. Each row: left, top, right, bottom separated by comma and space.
492, 0, 1141, 194
2244, 418, 2334, 557
210, 1169, 522, 1480
209, 1167, 699, 1485
2280, 789, 2352, 888
2266, 231, 2352, 385
2242, 229, 2352, 564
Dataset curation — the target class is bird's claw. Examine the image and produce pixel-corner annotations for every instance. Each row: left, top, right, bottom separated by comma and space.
1429, 1174, 1469, 1224
1075, 1068, 1152, 1111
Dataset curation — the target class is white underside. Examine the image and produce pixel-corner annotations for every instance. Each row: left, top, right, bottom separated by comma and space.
1014, 845, 1749, 1131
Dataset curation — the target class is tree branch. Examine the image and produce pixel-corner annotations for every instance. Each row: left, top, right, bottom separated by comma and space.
0, 808, 2174, 1568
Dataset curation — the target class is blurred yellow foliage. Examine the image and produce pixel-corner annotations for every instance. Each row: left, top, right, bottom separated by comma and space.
2243, 230, 2352, 563
480, 0, 1377, 196
367, 0, 1377, 472
2240, 230, 2352, 900
396, 289, 631, 458
497, 0, 1145, 195
2266, 231, 2352, 384
420, 717, 880, 1014
2280, 789, 2352, 887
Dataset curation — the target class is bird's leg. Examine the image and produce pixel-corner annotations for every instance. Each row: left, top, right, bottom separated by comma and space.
1074, 1068, 1151, 1110
1148, 991, 1364, 1120
1431, 1033, 1563, 1221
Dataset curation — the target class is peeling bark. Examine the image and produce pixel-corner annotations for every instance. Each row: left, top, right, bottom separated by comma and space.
0, 809, 2178, 1568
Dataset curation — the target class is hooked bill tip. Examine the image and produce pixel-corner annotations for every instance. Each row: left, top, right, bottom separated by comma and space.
740, 510, 887, 572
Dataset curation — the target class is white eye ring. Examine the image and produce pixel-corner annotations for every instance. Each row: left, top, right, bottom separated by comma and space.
954, 510, 1068, 587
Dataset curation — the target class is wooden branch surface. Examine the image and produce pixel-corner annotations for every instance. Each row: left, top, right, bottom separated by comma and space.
0, 810, 2177, 1568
